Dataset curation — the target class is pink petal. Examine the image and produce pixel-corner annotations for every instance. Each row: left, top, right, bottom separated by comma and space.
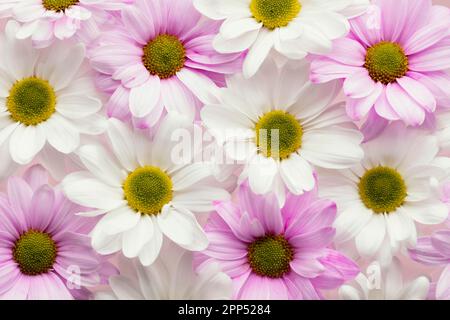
397, 76, 436, 113
385, 82, 425, 126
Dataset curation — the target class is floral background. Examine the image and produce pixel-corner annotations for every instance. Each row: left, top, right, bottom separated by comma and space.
0, 0, 449, 300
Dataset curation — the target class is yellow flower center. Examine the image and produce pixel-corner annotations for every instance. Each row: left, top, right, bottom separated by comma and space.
42, 0, 79, 12
364, 42, 409, 85
13, 230, 57, 276
250, 0, 301, 29
358, 166, 407, 214
247, 235, 293, 278
255, 110, 303, 160
142, 34, 186, 79
6, 77, 57, 126
123, 166, 173, 215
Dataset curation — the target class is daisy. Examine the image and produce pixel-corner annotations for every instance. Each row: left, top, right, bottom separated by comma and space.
0, 165, 116, 300
194, 0, 369, 78
1, 0, 132, 48
310, 0, 450, 129
88, 0, 243, 129
194, 181, 359, 300
62, 116, 230, 266
201, 59, 364, 204
339, 259, 430, 300
0, 21, 105, 178
318, 123, 449, 266
96, 241, 232, 300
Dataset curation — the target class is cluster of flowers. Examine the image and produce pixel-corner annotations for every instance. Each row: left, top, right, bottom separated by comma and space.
0, 0, 449, 300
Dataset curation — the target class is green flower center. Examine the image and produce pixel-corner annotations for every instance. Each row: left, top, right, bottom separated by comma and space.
250, 0, 301, 29
247, 235, 293, 278
255, 110, 303, 160
364, 42, 409, 85
13, 230, 57, 276
6, 77, 56, 126
142, 34, 186, 79
358, 166, 407, 214
123, 166, 173, 215
42, 0, 79, 12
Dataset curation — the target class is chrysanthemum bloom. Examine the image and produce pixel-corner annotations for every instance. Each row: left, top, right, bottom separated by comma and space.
0, 165, 116, 300
1, 0, 133, 48
318, 123, 449, 266
201, 59, 363, 204
310, 0, 450, 131
0, 21, 105, 179
96, 241, 232, 300
62, 116, 229, 266
339, 259, 430, 300
195, 182, 359, 299
88, 0, 243, 129
194, 0, 369, 78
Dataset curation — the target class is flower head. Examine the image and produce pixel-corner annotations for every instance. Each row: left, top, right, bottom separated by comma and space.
62, 115, 229, 266
1, 0, 132, 48
319, 123, 449, 265
195, 181, 359, 299
88, 0, 243, 129
0, 165, 115, 300
201, 59, 363, 204
96, 241, 232, 300
0, 21, 105, 178
195, 0, 369, 78
311, 0, 450, 129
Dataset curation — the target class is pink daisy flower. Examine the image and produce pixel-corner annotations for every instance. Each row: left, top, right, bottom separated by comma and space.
0, 165, 116, 300
88, 0, 243, 128
195, 181, 359, 300
1, 0, 133, 48
310, 0, 450, 131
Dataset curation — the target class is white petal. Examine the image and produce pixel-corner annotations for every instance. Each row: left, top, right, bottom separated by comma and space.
157, 206, 208, 251
280, 153, 315, 194
129, 77, 161, 118
106, 118, 138, 171
62, 171, 125, 210
122, 215, 154, 258
9, 124, 45, 165
247, 154, 277, 194
355, 213, 386, 257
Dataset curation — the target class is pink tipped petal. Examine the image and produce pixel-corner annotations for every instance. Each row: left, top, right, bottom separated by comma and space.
397, 76, 436, 113
343, 69, 376, 99
385, 83, 425, 126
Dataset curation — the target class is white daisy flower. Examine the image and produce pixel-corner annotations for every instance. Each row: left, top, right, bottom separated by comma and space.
95, 241, 232, 300
318, 123, 449, 265
62, 116, 230, 266
0, 20, 104, 179
201, 59, 364, 205
194, 0, 369, 78
340, 259, 430, 300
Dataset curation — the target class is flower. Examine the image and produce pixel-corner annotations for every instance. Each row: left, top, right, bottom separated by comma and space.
0, 165, 115, 300
339, 259, 430, 300
194, 0, 369, 78
62, 115, 229, 266
318, 123, 449, 265
0, 20, 105, 179
1, 0, 132, 48
96, 241, 232, 300
311, 0, 450, 129
194, 181, 359, 300
201, 59, 363, 204
88, 0, 243, 129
